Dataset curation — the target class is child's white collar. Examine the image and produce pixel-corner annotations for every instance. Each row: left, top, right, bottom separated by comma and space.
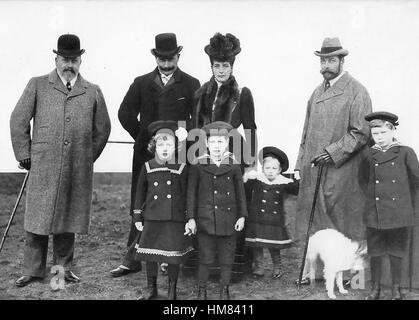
244, 170, 293, 185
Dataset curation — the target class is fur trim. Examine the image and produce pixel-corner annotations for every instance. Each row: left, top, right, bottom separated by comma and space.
205, 33, 241, 59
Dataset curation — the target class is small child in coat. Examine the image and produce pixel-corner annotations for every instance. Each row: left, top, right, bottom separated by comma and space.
361, 111, 419, 300
244, 146, 299, 279
185, 121, 247, 300
129, 120, 193, 300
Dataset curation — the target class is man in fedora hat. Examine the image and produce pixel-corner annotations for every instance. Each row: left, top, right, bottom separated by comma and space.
10, 34, 111, 287
111, 33, 200, 277
294, 37, 372, 284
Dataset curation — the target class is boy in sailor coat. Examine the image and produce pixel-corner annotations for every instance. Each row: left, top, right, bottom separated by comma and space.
185, 121, 247, 300
361, 112, 419, 300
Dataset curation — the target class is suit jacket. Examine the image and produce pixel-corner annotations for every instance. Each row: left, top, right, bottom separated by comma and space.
10, 70, 111, 235
186, 155, 248, 236
118, 67, 200, 154
359, 145, 419, 229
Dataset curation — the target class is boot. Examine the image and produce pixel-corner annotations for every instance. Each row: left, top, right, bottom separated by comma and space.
219, 285, 231, 300
391, 285, 402, 300
138, 276, 157, 300
365, 256, 381, 300
252, 248, 264, 278
390, 255, 403, 300
197, 286, 207, 300
167, 278, 177, 300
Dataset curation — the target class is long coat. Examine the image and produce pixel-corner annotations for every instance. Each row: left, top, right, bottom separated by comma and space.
118, 67, 200, 217
294, 72, 372, 241
186, 155, 248, 236
10, 70, 111, 235
359, 145, 419, 229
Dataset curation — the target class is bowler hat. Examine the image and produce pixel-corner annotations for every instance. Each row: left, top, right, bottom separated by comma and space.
259, 146, 289, 172
202, 121, 233, 136
53, 34, 85, 58
204, 33, 241, 60
148, 120, 179, 136
314, 37, 349, 58
365, 111, 399, 126
151, 33, 183, 58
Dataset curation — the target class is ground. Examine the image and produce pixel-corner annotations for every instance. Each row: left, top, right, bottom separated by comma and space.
1, 173, 418, 300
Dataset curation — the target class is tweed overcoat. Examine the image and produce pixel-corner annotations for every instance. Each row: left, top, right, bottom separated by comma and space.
10, 70, 111, 235
294, 72, 372, 241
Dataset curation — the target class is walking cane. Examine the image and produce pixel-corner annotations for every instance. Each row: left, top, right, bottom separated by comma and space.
297, 164, 324, 291
0, 170, 29, 255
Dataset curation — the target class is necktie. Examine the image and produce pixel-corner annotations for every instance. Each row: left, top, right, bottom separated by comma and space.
324, 80, 330, 91
66, 81, 72, 91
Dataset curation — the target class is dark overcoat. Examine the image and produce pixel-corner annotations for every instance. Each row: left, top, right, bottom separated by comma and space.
359, 145, 419, 229
133, 159, 188, 222
294, 72, 372, 241
10, 70, 111, 235
186, 155, 248, 236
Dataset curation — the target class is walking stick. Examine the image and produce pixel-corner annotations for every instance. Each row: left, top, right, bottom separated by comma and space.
297, 164, 324, 291
0, 171, 29, 254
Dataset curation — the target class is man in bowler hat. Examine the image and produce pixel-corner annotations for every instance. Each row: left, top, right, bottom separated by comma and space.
294, 37, 372, 284
110, 33, 200, 277
10, 34, 111, 287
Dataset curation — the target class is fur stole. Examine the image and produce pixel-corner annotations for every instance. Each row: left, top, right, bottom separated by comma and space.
194, 76, 241, 128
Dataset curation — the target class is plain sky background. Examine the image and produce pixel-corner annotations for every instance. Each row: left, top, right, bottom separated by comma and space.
1, 0, 419, 172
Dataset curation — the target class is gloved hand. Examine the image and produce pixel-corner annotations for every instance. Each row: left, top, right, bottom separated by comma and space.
19, 158, 31, 170
311, 152, 333, 167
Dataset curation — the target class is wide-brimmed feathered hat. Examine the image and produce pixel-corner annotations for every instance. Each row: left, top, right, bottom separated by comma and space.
204, 33, 241, 60
314, 37, 349, 58
53, 34, 85, 58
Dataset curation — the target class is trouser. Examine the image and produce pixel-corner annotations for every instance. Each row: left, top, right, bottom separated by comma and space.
197, 233, 237, 287
146, 262, 179, 280
23, 231, 75, 278
253, 247, 282, 274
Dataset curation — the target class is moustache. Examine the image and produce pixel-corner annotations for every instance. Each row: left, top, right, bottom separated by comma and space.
64, 68, 75, 74
320, 69, 337, 75
160, 66, 175, 72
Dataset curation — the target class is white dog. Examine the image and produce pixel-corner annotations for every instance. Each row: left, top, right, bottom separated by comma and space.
302, 229, 367, 299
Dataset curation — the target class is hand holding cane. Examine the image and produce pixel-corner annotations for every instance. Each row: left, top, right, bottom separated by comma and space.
297, 164, 324, 291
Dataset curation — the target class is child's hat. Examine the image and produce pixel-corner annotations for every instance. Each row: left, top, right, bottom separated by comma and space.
202, 121, 233, 136
148, 120, 178, 137
365, 111, 399, 126
259, 146, 289, 172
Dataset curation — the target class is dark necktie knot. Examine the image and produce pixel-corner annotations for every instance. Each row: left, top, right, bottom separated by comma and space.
324, 80, 330, 91
66, 81, 72, 91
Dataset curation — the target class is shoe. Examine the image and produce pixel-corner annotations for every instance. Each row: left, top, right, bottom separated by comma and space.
219, 285, 231, 300
110, 265, 139, 278
391, 285, 403, 300
365, 283, 381, 300
15, 275, 42, 287
295, 277, 311, 286
167, 278, 177, 300
160, 263, 168, 276
138, 276, 158, 300
64, 270, 80, 283
197, 286, 207, 300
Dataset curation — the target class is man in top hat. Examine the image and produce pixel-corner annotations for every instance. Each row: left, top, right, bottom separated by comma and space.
294, 37, 372, 283
111, 33, 200, 277
10, 34, 111, 287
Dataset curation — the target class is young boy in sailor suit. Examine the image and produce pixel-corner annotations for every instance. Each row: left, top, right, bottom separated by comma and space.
185, 121, 247, 300
244, 146, 299, 279
361, 111, 419, 300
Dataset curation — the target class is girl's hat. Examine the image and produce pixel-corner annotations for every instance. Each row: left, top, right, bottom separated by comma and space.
259, 146, 289, 172
204, 33, 241, 60
202, 121, 233, 137
148, 120, 178, 136
365, 111, 399, 126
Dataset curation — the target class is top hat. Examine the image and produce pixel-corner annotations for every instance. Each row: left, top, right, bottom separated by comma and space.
148, 120, 179, 137
365, 111, 399, 126
314, 37, 349, 58
53, 34, 85, 58
259, 146, 289, 172
204, 33, 241, 60
151, 33, 183, 58
202, 121, 233, 136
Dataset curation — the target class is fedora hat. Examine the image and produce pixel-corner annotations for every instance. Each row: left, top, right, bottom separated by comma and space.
53, 34, 85, 58
314, 37, 349, 58
259, 146, 289, 172
204, 33, 241, 60
151, 33, 183, 58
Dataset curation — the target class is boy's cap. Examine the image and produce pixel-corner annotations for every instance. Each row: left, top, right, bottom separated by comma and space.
365, 111, 399, 126
259, 146, 289, 172
148, 120, 178, 136
202, 121, 233, 136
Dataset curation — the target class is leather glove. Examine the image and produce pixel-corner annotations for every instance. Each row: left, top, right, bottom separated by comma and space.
311, 152, 333, 167
19, 158, 31, 170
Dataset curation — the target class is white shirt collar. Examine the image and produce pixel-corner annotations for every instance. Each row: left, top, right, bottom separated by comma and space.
57, 70, 78, 88
328, 70, 346, 87
159, 71, 174, 85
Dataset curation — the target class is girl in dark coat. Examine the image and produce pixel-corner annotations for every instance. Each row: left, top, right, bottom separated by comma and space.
244, 147, 299, 279
130, 120, 193, 300
361, 112, 419, 300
